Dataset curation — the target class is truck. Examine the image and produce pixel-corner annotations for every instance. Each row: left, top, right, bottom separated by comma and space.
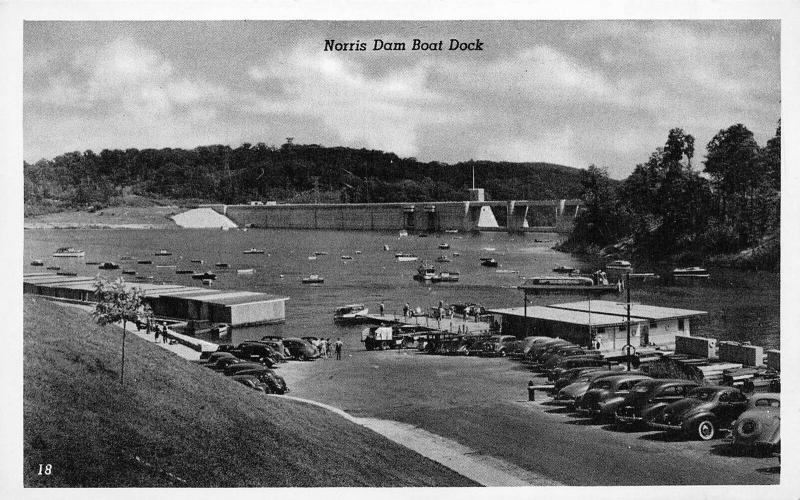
362, 326, 401, 350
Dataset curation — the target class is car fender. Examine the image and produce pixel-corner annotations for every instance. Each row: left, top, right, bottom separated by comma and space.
682, 411, 716, 430
599, 396, 625, 414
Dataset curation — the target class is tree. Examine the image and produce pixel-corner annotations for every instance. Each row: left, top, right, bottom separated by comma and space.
570, 165, 626, 247
92, 277, 152, 385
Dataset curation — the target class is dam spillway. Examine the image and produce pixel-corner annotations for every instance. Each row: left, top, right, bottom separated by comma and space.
205, 199, 581, 234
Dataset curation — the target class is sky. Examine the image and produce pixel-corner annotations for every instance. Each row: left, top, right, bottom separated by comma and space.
23, 20, 780, 179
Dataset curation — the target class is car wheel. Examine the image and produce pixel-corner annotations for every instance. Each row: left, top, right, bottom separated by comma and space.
696, 419, 716, 441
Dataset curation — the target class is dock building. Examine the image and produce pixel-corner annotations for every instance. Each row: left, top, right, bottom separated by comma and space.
487, 300, 706, 353
23, 273, 288, 326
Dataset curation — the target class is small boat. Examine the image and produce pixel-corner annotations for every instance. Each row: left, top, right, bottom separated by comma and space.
496, 269, 519, 274
243, 248, 265, 254
398, 230, 408, 237
436, 255, 451, 263
605, 260, 632, 271
552, 265, 576, 274
85, 261, 100, 265
122, 269, 137, 275
480, 258, 499, 267
302, 274, 324, 284
395, 253, 419, 262
341, 255, 353, 260
452, 252, 461, 257
237, 268, 255, 275
175, 269, 194, 274
524, 276, 597, 286
156, 264, 176, 269
432, 270, 460, 283
418, 233, 429, 238
154, 249, 172, 256
383, 245, 390, 251
355, 250, 362, 254
56, 271, 77, 276
444, 229, 459, 234
119, 256, 135, 261
673, 267, 710, 279
314, 251, 328, 256
308, 255, 317, 260
98, 262, 120, 270
482, 247, 496, 252
192, 271, 217, 280
190, 259, 203, 263
30, 260, 44, 266
53, 247, 85, 258
137, 260, 153, 265
46, 266, 61, 271
413, 263, 436, 281
438, 243, 450, 250
215, 262, 230, 269
334, 304, 370, 324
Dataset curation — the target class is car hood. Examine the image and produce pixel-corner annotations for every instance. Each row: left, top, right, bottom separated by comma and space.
561, 381, 592, 398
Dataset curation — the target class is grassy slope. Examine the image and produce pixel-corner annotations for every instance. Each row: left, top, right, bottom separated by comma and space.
23, 296, 476, 487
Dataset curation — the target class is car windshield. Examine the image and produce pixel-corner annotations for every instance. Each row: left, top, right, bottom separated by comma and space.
688, 388, 717, 401
594, 380, 613, 390
633, 384, 652, 393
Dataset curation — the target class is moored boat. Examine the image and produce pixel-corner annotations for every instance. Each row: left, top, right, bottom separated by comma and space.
56, 271, 77, 276
302, 274, 324, 284
673, 267, 710, 279
175, 269, 194, 274
436, 255, 451, 263
398, 230, 409, 237
480, 258, 499, 267
553, 265, 576, 274
30, 260, 44, 266
192, 271, 217, 280
341, 255, 353, 260
432, 270, 460, 283
525, 276, 595, 286
98, 262, 120, 270
605, 260, 632, 271
334, 304, 370, 324
314, 251, 328, 256
413, 263, 437, 281
243, 248, 265, 254
215, 262, 230, 269
154, 249, 172, 256
190, 259, 203, 263
395, 253, 419, 262
46, 266, 61, 270
137, 260, 153, 265
53, 247, 85, 258
438, 243, 450, 250
237, 268, 255, 275
122, 269, 136, 275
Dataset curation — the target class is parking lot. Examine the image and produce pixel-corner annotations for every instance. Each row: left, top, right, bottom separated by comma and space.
279, 347, 779, 485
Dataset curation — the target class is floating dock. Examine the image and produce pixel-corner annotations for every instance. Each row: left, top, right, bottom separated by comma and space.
23, 272, 289, 327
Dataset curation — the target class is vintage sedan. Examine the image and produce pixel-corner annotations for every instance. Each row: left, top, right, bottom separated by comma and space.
576, 373, 653, 420
552, 368, 631, 404
547, 356, 609, 381
237, 367, 290, 394
223, 361, 271, 377
478, 335, 519, 357
231, 374, 269, 392
281, 337, 321, 360
552, 366, 615, 392
648, 386, 749, 440
614, 379, 700, 427
727, 392, 780, 454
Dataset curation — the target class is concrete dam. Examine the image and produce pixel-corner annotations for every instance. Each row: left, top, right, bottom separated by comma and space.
205, 192, 581, 234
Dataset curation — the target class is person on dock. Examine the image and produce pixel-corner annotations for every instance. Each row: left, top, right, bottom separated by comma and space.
319, 338, 328, 358
154, 325, 160, 342
379, 302, 385, 316
403, 303, 409, 317
335, 338, 343, 360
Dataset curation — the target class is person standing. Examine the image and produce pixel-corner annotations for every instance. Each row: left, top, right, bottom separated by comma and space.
335, 338, 343, 360
403, 303, 409, 318
379, 302, 385, 316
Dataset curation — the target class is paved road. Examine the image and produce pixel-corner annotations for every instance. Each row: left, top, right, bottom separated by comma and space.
279, 347, 779, 486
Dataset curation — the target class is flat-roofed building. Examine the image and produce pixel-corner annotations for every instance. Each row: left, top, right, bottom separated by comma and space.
487, 300, 706, 352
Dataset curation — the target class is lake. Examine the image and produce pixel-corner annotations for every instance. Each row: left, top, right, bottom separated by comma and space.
24, 228, 780, 350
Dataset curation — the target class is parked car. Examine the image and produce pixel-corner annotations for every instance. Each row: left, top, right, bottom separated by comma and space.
524, 340, 576, 367
202, 351, 237, 366
576, 373, 653, 420
478, 335, 519, 357
727, 392, 780, 454
614, 379, 700, 427
547, 356, 611, 381
231, 374, 269, 392
514, 336, 553, 357
281, 337, 320, 360
648, 386, 750, 440
237, 367, 289, 394
523, 338, 573, 361
230, 341, 278, 366
223, 362, 271, 377
552, 368, 632, 406
553, 366, 619, 393
210, 356, 249, 372
256, 340, 289, 362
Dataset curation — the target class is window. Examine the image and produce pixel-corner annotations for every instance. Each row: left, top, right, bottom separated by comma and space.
597, 327, 605, 334
649, 321, 657, 328
678, 319, 685, 331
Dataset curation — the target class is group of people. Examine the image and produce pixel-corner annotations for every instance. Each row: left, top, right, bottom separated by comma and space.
310, 337, 344, 360
136, 318, 170, 344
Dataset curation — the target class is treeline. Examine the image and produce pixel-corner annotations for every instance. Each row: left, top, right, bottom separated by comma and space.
23, 142, 584, 215
565, 123, 780, 267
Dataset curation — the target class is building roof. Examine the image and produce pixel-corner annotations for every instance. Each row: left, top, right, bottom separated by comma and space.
547, 300, 707, 320
487, 306, 646, 328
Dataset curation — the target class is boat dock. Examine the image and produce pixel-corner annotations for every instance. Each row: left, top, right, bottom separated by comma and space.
360, 312, 491, 334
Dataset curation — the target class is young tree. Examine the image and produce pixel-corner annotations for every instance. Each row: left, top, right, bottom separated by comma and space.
92, 276, 152, 385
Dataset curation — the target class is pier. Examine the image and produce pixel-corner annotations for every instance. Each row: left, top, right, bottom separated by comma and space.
360, 312, 491, 335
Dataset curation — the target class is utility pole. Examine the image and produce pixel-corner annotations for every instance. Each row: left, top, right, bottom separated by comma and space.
626, 272, 631, 371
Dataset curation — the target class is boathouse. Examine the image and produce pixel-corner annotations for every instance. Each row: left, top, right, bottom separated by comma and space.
487, 300, 706, 352
23, 273, 288, 326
